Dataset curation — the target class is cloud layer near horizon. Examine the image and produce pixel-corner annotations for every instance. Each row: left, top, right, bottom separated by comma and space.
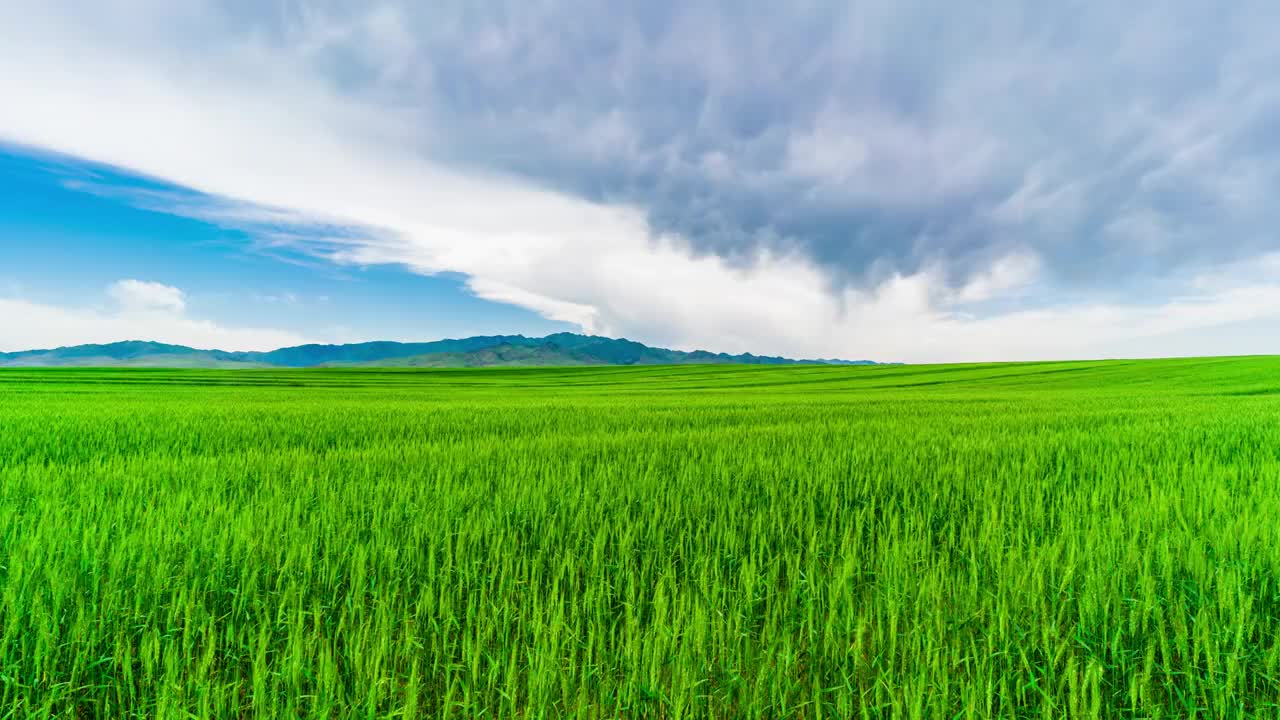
2, 1, 1279, 361
0, 281, 311, 352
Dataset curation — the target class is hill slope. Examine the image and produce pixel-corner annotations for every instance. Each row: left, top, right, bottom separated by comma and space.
0, 334, 885, 368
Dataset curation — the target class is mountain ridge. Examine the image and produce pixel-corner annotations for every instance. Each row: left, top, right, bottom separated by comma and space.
0, 334, 887, 368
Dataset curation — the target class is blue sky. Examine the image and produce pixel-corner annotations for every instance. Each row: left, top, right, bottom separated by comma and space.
1, 1, 1279, 362
0, 144, 570, 348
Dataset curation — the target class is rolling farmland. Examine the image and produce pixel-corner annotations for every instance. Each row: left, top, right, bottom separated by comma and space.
2, 358, 1279, 717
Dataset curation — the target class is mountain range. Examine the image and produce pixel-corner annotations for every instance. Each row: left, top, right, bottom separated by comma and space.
0, 333, 883, 369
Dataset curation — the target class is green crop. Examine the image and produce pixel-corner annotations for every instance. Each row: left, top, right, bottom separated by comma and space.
2, 358, 1280, 718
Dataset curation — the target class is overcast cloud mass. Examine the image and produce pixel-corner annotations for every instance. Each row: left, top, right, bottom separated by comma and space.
2, 1, 1279, 361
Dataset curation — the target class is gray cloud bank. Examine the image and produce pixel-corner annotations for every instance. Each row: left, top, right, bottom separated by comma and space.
266, 0, 1280, 290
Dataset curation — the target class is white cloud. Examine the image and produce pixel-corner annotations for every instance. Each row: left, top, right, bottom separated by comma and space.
327, 231, 1280, 362
251, 292, 300, 305
1, 1, 1278, 362
953, 252, 1042, 304
107, 279, 186, 313
0, 282, 313, 352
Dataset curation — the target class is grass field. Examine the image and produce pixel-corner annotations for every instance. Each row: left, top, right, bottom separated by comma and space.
2, 358, 1280, 718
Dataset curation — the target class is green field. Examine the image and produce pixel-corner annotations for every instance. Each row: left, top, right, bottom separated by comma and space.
3, 358, 1280, 718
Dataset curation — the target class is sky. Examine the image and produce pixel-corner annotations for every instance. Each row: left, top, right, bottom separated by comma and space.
2, 1, 1279, 363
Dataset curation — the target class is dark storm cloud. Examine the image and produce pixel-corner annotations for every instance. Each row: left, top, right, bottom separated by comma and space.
184, 1, 1280, 290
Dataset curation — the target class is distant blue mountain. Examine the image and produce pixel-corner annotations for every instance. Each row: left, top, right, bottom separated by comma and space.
0, 334, 887, 368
